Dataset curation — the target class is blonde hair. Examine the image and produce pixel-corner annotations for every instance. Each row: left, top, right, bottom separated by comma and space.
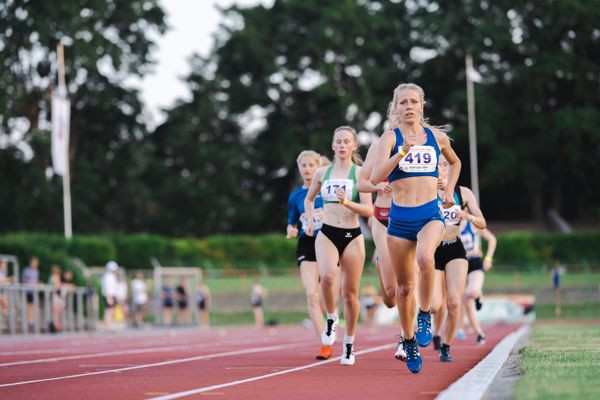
296, 150, 321, 165
319, 155, 331, 166
333, 125, 363, 166
386, 83, 426, 129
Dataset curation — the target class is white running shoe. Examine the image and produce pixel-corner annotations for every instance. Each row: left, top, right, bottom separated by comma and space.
340, 342, 355, 366
394, 338, 407, 361
321, 318, 338, 346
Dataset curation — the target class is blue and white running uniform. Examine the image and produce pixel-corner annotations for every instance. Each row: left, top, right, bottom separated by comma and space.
387, 127, 444, 241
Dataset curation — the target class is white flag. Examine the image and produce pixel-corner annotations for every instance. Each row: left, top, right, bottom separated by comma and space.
51, 95, 70, 176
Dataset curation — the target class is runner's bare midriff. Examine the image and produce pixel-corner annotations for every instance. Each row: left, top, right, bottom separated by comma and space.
322, 203, 361, 229
374, 190, 392, 208
390, 176, 437, 207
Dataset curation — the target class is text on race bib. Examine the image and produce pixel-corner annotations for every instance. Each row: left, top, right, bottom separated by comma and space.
440, 203, 461, 225
460, 231, 475, 251
398, 145, 437, 173
300, 209, 324, 232
321, 179, 354, 202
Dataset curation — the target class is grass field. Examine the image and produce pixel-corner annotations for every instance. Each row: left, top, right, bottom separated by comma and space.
515, 323, 600, 400
203, 270, 599, 325
205, 270, 600, 293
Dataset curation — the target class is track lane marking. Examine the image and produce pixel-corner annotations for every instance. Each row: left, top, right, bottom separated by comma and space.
0, 336, 306, 367
147, 343, 396, 400
0, 341, 313, 388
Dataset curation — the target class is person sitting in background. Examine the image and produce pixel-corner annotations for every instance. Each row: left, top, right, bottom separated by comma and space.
131, 272, 148, 328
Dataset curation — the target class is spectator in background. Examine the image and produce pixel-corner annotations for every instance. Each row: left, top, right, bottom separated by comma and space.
62, 270, 75, 290
48, 265, 63, 332
101, 261, 119, 331
131, 272, 148, 328
0, 260, 11, 315
360, 282, 381, 330
116, 272, 129, 323
176, 278, 190, 325
197, 279, 211, 328
251, 280, 266, 328
61, 270, 76, 317
162, 277, 175, 326
22, 257, 40, 330
458, 222, 497, 344
551, 260, 565, 318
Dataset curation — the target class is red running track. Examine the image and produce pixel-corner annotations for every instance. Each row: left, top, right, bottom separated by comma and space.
0, 323, 520, 400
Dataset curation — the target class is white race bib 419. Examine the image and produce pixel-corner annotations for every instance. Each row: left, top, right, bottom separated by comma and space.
398, 145, 437, 173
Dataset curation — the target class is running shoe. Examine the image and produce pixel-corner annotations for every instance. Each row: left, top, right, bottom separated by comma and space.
394, 336, 407, 361
433, 335, 442, 351
316, 345, 332, 360
474, 297, 483, 311
455, 329, 466, 340
340, 342, 355, 365
476, 334, 486, 345
439, 343, 453, 362
321, 318, 338, 346
416, 310, 432, 347
404, 338, 422, 373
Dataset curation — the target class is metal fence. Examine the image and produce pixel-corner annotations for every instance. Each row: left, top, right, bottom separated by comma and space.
0, 283, 98, 335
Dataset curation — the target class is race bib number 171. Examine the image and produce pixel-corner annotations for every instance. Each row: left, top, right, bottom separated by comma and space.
321, 179, 354, 202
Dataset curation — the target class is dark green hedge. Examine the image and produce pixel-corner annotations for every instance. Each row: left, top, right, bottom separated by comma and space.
492, 230, 600, 270
1, 230, 598, 277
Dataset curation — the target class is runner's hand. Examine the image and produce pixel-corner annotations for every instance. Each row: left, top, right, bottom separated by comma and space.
286, 225, 298, 238
441, 190, 455, 208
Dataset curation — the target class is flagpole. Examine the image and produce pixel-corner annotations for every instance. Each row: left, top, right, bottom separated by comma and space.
465, 53, 480, 203
57, 43, 72, 239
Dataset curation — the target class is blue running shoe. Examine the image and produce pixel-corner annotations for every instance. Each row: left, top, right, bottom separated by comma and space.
439, 343, 453, 362
416, 310, 432, 347
403, 338, 422, 373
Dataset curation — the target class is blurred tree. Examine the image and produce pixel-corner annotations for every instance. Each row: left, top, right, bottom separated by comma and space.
412, 0, 600, 221
0, 1, 166, 233
1, 0, 598, 236
154, 0, 418, 233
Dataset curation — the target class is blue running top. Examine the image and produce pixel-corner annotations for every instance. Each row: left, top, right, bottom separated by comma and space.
288, 185, 324, 237
388, 127, 440, 182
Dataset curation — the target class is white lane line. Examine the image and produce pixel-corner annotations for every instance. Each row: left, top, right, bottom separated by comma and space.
0, 328, 234, 352
0, 336, 302, 367
147, 343, 396, 400
0, 335, 211, 356
0, 341, 312, 388
436, 324, 530, 400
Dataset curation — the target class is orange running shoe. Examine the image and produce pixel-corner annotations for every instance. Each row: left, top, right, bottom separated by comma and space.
316, 345, 332, 360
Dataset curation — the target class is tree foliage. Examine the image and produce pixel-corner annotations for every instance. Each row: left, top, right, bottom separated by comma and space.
0, 0, 599, 236
0, 0, 166, 232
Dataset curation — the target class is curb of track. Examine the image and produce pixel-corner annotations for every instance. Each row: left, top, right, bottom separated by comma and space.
435, 324, 530, 400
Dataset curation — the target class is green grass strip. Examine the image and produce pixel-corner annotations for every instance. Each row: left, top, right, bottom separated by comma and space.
515, 323, 600, 400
